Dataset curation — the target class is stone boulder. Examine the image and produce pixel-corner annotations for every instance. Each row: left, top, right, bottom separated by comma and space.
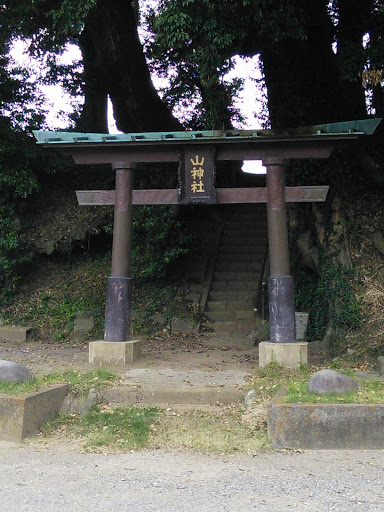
307, 369, 359, 395
60, 387, 103, 417
0, 360, 36, 383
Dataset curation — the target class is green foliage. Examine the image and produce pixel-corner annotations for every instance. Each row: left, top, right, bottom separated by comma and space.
58, 404, 159, 452
132, 206, 190, 278
251, 365, 310, 401
146, 0, 246, 128
5, 283, 104, 342
145, 0, 310, 129
0, 123, 40, 302
284, 378, 384, 404
4, 0, 96, 51
105, 206, 190, 279
34, 291, 91, 342
295, 254, 361, 341
0, 368, 118, 395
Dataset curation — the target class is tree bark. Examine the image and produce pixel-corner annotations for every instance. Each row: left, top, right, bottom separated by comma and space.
336, 0, 372, 120
78, 0, 182, 133
260, 0, 344, 129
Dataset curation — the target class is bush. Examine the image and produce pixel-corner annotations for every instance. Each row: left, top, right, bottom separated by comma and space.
0, 123, 41, 301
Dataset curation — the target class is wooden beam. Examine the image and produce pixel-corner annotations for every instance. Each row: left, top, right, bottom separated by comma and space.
67, 141, 336, 165
76, 186, 329, 206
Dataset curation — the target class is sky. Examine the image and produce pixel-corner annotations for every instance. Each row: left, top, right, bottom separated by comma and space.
10, 5, 267, 174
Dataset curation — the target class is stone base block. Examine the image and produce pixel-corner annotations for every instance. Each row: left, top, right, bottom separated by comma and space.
0, 326, 32, 342
0, 384, 68, 441
89, 341, 141, 365
259, 341, 308, 368
268, 388, 384, 449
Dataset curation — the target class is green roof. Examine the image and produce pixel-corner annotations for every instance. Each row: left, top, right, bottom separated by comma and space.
33, 119, 381, 146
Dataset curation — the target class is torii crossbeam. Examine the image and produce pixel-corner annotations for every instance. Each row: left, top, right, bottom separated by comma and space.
34, 118, 381, 366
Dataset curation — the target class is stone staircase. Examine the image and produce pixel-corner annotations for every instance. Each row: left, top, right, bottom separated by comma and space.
204, 204, 268, 335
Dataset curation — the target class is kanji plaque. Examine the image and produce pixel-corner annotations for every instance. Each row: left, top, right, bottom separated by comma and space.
178, 145, 217, 204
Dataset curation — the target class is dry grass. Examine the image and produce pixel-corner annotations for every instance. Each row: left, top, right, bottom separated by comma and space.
147, 408, 269, 454
346, 194, 384, 358
43, 405, 269, 455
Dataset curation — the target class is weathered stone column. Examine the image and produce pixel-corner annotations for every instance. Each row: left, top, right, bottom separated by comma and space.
259, 158, 307, 367
265, 158, 296, 343
89, 162, 141, 365
105, 163, 134, 342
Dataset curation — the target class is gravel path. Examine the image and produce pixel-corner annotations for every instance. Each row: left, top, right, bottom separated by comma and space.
1, 442, 384, 511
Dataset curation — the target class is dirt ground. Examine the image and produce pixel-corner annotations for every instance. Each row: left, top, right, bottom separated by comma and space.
1, 335, 384, 512
0, 333, 260, 376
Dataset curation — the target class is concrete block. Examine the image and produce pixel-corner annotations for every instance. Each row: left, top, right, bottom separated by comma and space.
0, 384, 68, 441
259, 342, 308, 368
378, 356, 384, 377
295, 312, 309, 340
171, 317, 198, 334
89, 340, 142, 365
268, 388, 384, 449
73, 313, 94, 339
0, 326, 32, 342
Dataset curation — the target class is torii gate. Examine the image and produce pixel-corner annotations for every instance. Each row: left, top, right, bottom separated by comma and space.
34, 119, 380, 366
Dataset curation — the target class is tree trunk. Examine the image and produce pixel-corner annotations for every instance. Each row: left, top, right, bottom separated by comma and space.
260, 0, 344, 130
77, 33, 109, 133
336, 0, 372, 120
78, 0, 181, 133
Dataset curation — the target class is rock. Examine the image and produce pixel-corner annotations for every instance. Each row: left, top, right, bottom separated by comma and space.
307, 369, 360, 395
60, 388, 103, 416
149, 313, 166, 325
295, 312, 309, 340
244, 388, 257, 409
171, 317, 198, 334
0, 360, 36, 383
247, 323, 270, 344
73, 313, 94, 339
378, 356, 384, 377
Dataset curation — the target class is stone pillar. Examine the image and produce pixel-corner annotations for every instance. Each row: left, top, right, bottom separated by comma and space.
89, 162, 141, 365
259, 158, 306, 367
105, 163, 134, 342
265, 158, 296, 343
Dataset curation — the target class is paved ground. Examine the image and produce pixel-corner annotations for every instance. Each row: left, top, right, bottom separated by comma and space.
1, 441, 384, 511
1, 335, 383, 511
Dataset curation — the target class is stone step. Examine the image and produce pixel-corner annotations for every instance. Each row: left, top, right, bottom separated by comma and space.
223, 228, 267, 236
215, 262, 263, 273
213, 271, 260, 282
209, 290, 256, 301
221, 247, 266, 256
217, 254, 264, 264
221, 240, 267, 249
222, 228, 267, 237
211, 280, 259, 292
205, 300, 254, 312
221, 240, 266, 248
205, 310, 256, 322
205, 310, 234, 322
207, 319, 258, 334
230, 213, 266, 219
221, 235, 267, 244
227, 218, 266, 224
224, 220, 267, 227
